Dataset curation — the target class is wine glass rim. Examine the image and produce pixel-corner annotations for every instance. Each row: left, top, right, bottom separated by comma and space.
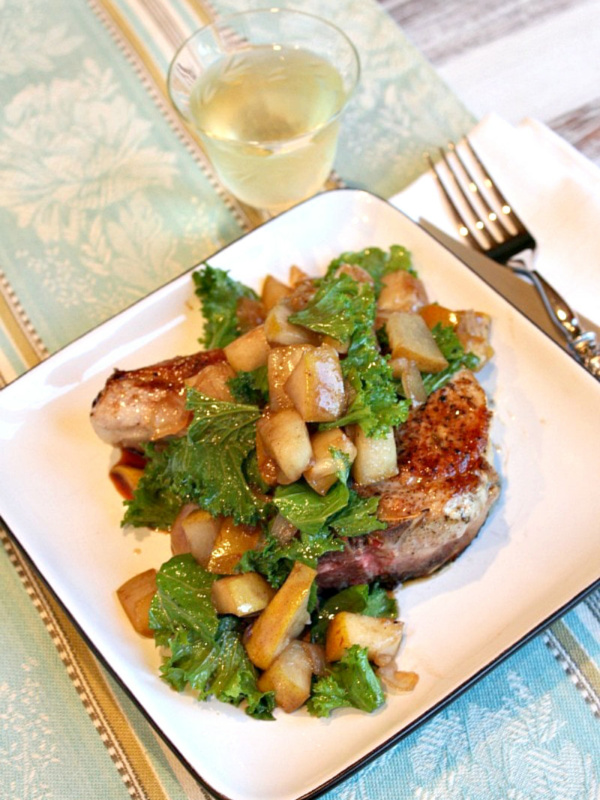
167, 7, 361, 113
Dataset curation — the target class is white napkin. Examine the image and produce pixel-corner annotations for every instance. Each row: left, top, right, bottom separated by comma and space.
390, 113, 600, 325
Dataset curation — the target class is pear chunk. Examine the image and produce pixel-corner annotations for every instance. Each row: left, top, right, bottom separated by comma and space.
386, 311, 448, 373
325, 611, 404, 667
245, 561, 317, 670
284, 344, 345, 423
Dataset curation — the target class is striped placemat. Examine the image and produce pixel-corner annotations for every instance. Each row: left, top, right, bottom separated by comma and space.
1, 1, 598, 798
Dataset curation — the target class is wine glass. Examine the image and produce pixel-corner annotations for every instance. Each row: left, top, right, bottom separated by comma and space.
167, 8, 360, 216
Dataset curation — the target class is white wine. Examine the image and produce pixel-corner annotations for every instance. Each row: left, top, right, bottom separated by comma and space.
189, 46, 347, 213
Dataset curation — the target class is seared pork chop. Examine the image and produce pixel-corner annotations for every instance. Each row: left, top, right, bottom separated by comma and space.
317, 370, 499, 589
90, 349, 226, 448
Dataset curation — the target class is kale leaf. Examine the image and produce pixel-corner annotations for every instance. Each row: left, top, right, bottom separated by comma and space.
288, 259, 409, 438
123, 391, 267, 528
421, 324, 480, 395
307, 645, 385, 717
228, 365, 269, 407
150, 555, 274, 719
325, 245, 415, 293
193, 265, 259, 349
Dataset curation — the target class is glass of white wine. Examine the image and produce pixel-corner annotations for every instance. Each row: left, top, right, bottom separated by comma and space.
167, 8, 360, 215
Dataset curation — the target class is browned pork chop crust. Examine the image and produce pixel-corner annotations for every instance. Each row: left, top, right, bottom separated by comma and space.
317, 370, 500, 589
90, 349, 225, 448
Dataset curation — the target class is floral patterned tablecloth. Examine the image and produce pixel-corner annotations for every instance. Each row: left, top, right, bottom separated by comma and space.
1, 1, 598, 799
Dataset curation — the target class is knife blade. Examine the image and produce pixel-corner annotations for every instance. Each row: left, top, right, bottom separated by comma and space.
420, 219, 600, 351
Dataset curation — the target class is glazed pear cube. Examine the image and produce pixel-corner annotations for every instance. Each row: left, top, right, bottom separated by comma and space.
267, 344, 314, 410
117, 569, 157, 638
377, 270, 428, 314
190, 361, 236, 402
325, 611, 404, 667
351, 426, 398, 485
257, 640, 313, 713
386, 311, 448, 373
210, 573, 275, 616
245, 561, 317, 670
206, 517, 261, 574
171, 507, 221, 566
284, 344, 345, 423
256, 408, 313, 484
264, 301, 319, 346
304, 428, 357, 495
261, 274, 292, 311
224, 324, 270, 372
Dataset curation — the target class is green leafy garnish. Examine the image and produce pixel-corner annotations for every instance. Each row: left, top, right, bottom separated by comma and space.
289, 263, 408, 438
273, 481, 350, 535
329, 322, 410, 437
421, 324, 480, 395
238, 483, 386, 587
228, 365, 269, 406
150, 556, 274, 719
325, 245, 415, 293
307, 645, 385, 717
123, 391, 267, 528
193, 265, 259, 349
237, 527, 344, 589
289, 272, 370, 343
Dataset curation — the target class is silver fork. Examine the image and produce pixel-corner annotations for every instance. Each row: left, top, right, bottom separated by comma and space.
428, 138, 600, 379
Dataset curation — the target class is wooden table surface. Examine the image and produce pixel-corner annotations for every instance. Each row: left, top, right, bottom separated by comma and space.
380, 0, 600, 167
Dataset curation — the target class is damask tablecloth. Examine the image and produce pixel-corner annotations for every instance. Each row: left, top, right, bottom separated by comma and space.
0, 1, 598, 799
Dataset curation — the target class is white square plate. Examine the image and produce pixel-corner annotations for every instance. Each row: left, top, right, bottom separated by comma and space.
1, 189, 599, 800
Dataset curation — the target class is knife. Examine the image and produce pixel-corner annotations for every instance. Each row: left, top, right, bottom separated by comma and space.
420, 219, 600, 353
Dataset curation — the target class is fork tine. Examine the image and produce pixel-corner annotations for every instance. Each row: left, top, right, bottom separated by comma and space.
464, 137, 529, 237
448, 142, 513, 239
426, 151, 491, 251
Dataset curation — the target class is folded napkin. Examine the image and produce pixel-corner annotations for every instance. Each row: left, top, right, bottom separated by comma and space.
390, 113, 600, 326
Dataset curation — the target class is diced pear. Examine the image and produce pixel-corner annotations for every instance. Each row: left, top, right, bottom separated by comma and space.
257, 640, 314, 713
206, 518, 261, 575
267, 344, 314, 410
351, 425, 398, 485
261, 274, 292, 311
325, 611, 404, 666
190, 361, 236, 402
210, 572, 275, 616
179, 508, 221, 566
224, 325, 270, 372
303, 428, 357, 495
288, 265, 310, 286
386, 311, 448, 373
377, 270, 428, 314
117, 569, 157, 638
255, 432, 279, 487
284, 344, 345, 423
256, 409, 313, 484
264, 301, 320, 346
245, 561, 317, 670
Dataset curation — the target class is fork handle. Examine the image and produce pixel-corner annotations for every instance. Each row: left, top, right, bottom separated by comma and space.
507, 253, 582, 339
508, 253, 600, 378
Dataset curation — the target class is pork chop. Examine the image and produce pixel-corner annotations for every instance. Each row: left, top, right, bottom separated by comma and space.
90, 349, 226, 448
316, 369, 500, 589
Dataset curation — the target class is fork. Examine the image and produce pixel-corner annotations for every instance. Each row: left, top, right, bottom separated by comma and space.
427, 138, 600, 379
